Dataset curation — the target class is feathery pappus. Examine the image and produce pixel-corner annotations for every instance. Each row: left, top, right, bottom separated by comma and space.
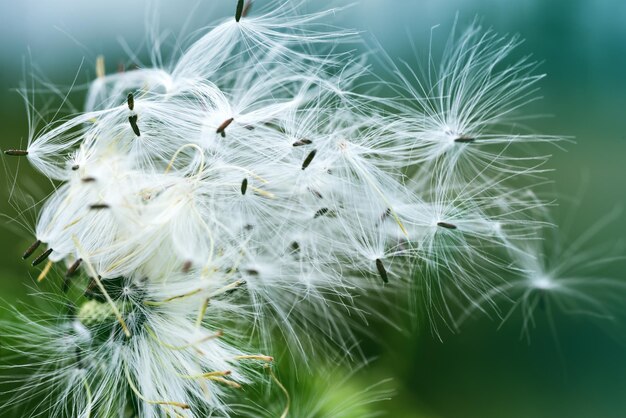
4, 1, 620, 416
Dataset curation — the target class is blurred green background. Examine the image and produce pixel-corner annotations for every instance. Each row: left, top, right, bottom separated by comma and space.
1, 1, 625, 417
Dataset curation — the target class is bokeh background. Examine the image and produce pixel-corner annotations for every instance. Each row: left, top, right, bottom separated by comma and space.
1, 1, 625, 417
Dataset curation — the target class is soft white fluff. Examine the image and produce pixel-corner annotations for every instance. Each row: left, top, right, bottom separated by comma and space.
3, 2, 579, 416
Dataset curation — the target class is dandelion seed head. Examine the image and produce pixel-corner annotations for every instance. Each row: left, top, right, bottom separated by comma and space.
3, 1, 602, 415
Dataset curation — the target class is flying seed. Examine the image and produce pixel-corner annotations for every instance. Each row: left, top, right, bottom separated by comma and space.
375, 258, 389, 284
81, 177, 96, 183
437, 221, 457, 230
292, 139, 312, 147
3, 149, 28, 156
32, 248, 53, 266
90, 203, 110, 210
129, 115, 141, 136
241, 178, 248, 195
302, 149, 317, 170
182, 260, 193, 273
216, 118, 234, 137
242, 0, 253, 18
235, 0, 244, 22
454, 136, 475, 143
71, 165, 79, 171
127, 93, 134, 111
22, 240, 41, 260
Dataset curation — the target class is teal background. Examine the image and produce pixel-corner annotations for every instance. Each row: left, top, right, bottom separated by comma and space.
1, 1, 625, 417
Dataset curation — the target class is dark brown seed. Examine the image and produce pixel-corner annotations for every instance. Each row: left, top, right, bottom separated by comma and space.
127, 93, 134, 111
245, 269, 259, 276
63, 258, 83, 292
302, 149, 317, 170
313, 208, 331, 218
375, 258, 389, 284
182, 260, 193, 273
71, 165, 80, 171
292, 139, 312, 147
235, 0, 245, 22
22, 240, 42, 260
81, 177, 97, 183
216, 118, 234, 137
65, 258, 82, 277
241, 178, 248, 195
454, 136, 475, 143
437, 221, 457, 230
32, 248, 53, 266
129, 115, 140, 137
4, 149, 28, 156
89, 203, 110, 210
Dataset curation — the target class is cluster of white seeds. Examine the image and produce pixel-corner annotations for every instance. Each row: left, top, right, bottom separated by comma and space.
5, 1, 618, 417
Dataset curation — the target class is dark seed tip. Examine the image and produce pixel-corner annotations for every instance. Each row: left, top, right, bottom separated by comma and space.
32, 248, 53, 266
302, 149, 317, 170
65, 258, 83, 277
241, 178, 248, 195
313, 208, 330, 219
437, 221, 457, 230
235, 0, 245, 22
454, 136, 475, 143
127, 92, 134, 111
292, 139, 312, 147
375, 258, 389, 284
216, 118, 234, 136
129, 115, 141, 137
4, 149, 29, 156
89, 203, 110, 210
22, 239, 42, 260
